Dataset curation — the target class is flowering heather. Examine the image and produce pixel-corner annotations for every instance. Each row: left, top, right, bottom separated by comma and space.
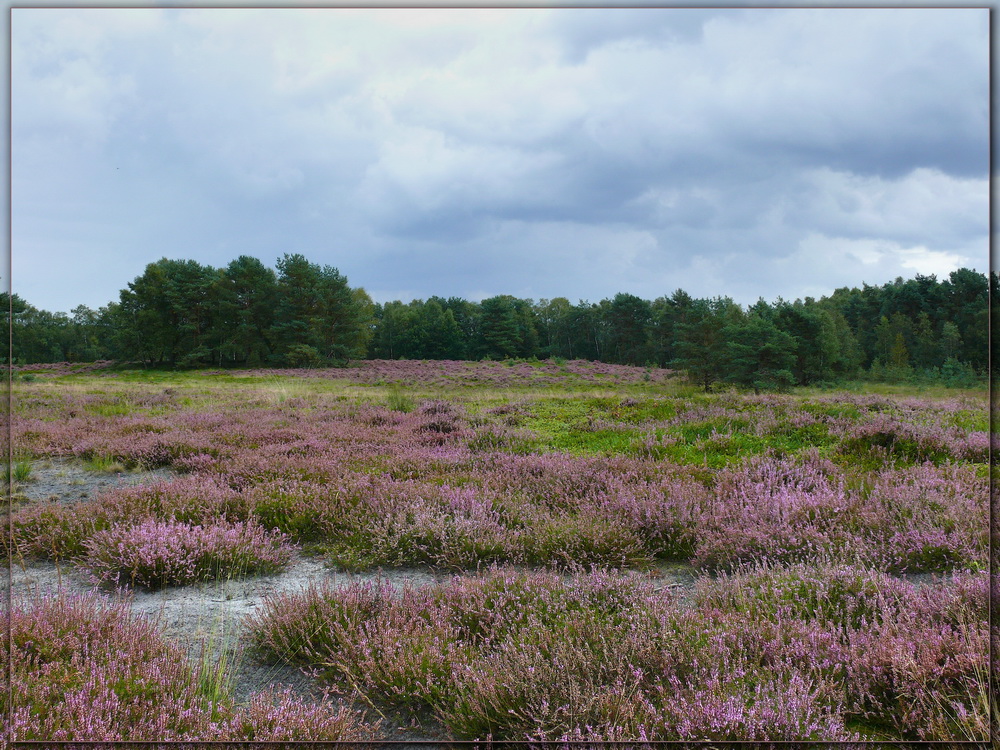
218, 687, 378, 742
10, 365, 988, 741
692, 453, 986, 572
82, 518, 295, 588
3, 593, 375, 742
10, 384, 986, 573
844, 599, 988, 739
248, 567, 866, 741
222, 358, 677, 388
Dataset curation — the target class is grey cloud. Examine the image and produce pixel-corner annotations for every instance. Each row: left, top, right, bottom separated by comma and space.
542, 9, 732, 63
12, 8, 989, 314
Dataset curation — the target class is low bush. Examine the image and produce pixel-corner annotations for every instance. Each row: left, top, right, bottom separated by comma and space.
82, 518, 295, 588
2, 593, 376, 742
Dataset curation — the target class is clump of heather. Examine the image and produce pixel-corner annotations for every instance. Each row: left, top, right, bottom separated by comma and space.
359, 490, 516, 569
411, 399, 468, 442
97, 475, 253, 524
6, 501, 108, 560
856, 462, 987, 573
3, 593, 212, 741
248, 579, 468, 710
695, 562, 912, 630
516, 506, 651, 569
8, 475, 253, 562
692, 452, 852, 570
638, 664, 850, 742
83, 518, 295, 588
844, 604, 987, 740
688, 452, 985, 573
219, 687, 377, 742
2, 593, 375, 742
247, 568, 858, 741
691, 564, 988, 741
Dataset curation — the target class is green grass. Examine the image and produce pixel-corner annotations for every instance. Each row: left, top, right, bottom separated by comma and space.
85, 400, 135, 417
6, 461, 34, 483
386, 388, 416, 413
83, 455, 128, 473
493, 396, 837, 467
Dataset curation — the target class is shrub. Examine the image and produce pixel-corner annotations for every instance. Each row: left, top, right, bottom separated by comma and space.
3, 593, 215, 741
82, 518, 295, 588
3, 593, 375, 742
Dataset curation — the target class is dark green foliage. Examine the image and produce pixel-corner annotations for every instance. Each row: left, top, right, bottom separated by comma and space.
606, 293, 653, 365
11, 254, 373, 369
268, 253, 372, 365
117, 258, 222, 366
671, 297, 742, 391
478, 295, 538, 360
370, 298, 464, 360
723, 315, 797, 392
216, 255, 279, 366
5, 264, 991, 393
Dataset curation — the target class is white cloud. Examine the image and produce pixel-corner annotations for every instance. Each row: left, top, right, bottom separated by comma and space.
794, 168, 987, 246
11, 7, 990, 313
795, 234, 975, 282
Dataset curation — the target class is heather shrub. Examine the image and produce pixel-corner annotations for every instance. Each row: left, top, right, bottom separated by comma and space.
247, 479, 363, 543
96, 475, 253, 525
430, 568, 657, 646
3, 594, 216, 741
373, 506, 514, 569
3, 593, 375, 742
8, 475, 254, 562
691, 453, 852, 570
518, 508, 651, 569
83, 518, 295, 588
251, 569, 846, 741
248, 578, 399, 668
834, 410, 986, 465
317, 482, 516, 570
695, 563, 911, 630
219, 687, 377, 742
844, 610, 987, 739
839, 570, 989, 740
858, 463, 987, 573
691, 565, 988, 741
248, 580, 468, 709
8, 502, 109, 560
639, 663, 852, 741
442, 619, 654, 740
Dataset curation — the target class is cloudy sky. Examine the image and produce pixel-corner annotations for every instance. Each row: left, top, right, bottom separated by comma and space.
11, 7, 989, 314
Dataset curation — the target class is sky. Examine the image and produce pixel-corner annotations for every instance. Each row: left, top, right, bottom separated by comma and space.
11, 7, 990, 315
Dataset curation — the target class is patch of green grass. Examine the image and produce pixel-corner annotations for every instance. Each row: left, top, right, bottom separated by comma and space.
5, 461, 34, 483
386, 388, 415, 413
510, 397, 836, 465
799, 402, 863, 420
86, 400, 135, 417
84, 455, 128, 473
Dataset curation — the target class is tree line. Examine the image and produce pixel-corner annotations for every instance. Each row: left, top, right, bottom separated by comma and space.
5, 254, 992, 390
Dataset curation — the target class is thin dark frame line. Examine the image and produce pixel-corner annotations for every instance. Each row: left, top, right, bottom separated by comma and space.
4, 5, 992, 749
989, 7, 996, 750
5, 2, 13, 743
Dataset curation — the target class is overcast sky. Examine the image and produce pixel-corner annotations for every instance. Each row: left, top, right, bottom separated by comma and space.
11, 7, 989, 314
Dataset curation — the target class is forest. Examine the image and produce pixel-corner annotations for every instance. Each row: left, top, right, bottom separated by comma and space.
6, 253, 992, 390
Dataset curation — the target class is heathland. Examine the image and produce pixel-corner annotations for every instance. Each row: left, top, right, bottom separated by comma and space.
3, 359, 990, 743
